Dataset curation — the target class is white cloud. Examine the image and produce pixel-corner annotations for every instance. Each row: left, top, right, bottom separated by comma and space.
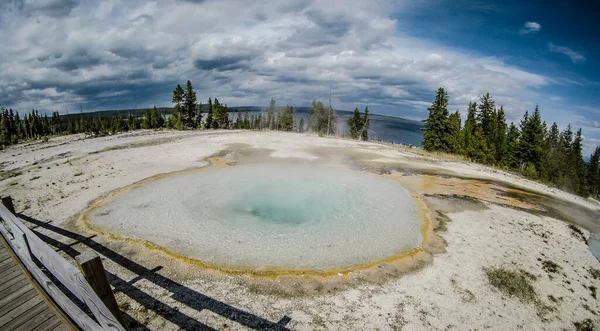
519, 21, 541, 34
548, 42, 586, 63
0, 0, 575, 127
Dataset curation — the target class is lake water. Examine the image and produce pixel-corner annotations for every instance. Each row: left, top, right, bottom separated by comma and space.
228, 108, 424, 147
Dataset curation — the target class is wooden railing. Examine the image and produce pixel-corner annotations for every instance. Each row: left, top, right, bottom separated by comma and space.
0, 199, 125, 330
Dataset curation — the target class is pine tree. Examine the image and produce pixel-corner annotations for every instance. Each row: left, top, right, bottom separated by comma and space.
235, 110, 242, 129
298, 117, 305, 132
308, 100, 336, 134
213, 98, 229, 129
347, 107, 362, 139
150, 106, 159, 129
360, 106, 370, 141
477, 93, 495, 133
0, 109, 9, 147
171, 84, 184, 129
494, 106, 508, 164
471, 126, 492, 163
477, 93, 496, 158
143, 110, 151, 129
182, 80, 197, 128
157, 108, 165, 128
422, 88, 450, 152
256, 113, 262, 129
542, 122, 561, 182
196, 102, 203, 128
505, 123, 521, 169
460, 102, 477, 158
557, 124, 574, 189
588, 146, 600, 198
205, 98, 214, 129
172, 84, 184, 107
447, 111, 461, 154
243, 111, 249, 129
278, 106, 295, 131
267, 98, 276, 130
572, 128, 586, 195
519, 105, 544, 176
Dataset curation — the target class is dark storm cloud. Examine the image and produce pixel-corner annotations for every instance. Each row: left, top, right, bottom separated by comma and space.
304, 8, 352, 38
3, 0, 81, 17
273, 76, 316, 85
193, 56, 251, 71
176, 0, 206, 4
254, 12, 267, 21
29, 0, 80, 17
50, 50, 102, 72
275, 0, 312, 14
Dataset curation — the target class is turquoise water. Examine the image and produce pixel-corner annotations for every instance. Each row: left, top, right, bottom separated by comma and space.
589, 236, 600, 260
90, 164, 423, 271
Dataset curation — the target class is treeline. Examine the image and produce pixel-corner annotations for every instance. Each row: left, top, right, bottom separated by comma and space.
423, 87, 600, 198
0, 80, 370, 148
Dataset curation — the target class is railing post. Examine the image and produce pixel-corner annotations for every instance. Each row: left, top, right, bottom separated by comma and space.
75, 251, 124, 325
1, 195, 15, 214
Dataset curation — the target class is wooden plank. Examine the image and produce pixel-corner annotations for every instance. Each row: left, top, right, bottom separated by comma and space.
0, 300, 48, 330
3, 206, 94, 299
0, 228, 98, 330
0, 278, 29, 299
32, 317, 63, 331
76, 251, 124, 325
26, 232, 88, 300
0, 287, 41, 316
0, 204, 124, 331
50, 324, 71, 331
0, 263, 19, 278
0, 283, 33, 307
14, 306, 60, 331
0, 254, 16, 268
0, 267, 23, 285
0, 274, 28, 293
0, 235, 76, 331
0, 294, 46, 329
0, 281, 34, 306
0, 279, 29, 300
17, 247, 107, 330
0, 253, 11, 264
0, 250, 10, 261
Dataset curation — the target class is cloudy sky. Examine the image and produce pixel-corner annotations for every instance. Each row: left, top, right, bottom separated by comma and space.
0, 0, 599, 153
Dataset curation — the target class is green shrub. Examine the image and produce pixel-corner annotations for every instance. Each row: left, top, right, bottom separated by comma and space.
523, 162, 538, 179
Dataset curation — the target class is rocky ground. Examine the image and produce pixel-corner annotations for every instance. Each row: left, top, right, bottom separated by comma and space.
1, 129, 600, 330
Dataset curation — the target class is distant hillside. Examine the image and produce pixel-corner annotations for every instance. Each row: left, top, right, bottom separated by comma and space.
59, 107, 171, 120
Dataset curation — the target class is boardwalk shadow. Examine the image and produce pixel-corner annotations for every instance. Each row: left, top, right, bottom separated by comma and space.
18, 213, 291, 331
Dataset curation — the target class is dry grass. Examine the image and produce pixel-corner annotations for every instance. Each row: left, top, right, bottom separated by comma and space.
0, 169, 22, 181
392, 144, 469, 162
485, 267, 537, 303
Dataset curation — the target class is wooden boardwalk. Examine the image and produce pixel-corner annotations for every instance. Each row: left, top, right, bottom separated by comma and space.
0, 238, 70, 331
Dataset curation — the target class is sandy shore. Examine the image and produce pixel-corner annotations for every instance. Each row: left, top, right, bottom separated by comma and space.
1, 129, 600, 330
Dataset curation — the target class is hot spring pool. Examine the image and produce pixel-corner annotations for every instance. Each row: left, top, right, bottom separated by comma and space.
88, 164, 424, 272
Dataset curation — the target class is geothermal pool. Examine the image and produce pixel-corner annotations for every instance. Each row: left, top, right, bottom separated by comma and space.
89, 164, 424, 272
